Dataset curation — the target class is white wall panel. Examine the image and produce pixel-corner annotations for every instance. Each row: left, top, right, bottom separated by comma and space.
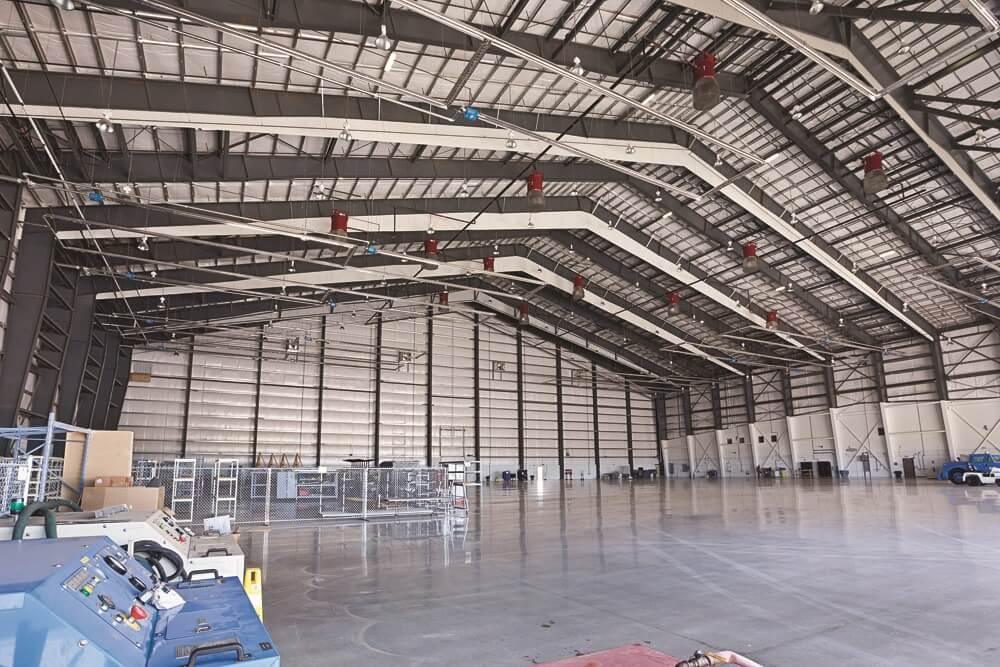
256, 323, 320, 464
690, 431, 719, 477
522, 332, 558, 474
121, 349, 187, 460
942, 398, 1000, 458
630, 391, 658, 470
597, 383, 628, 472
479, 320, 519, 473
753, 418, 792, 472
379, 315, 427, 463
322, 311, 376, 465
665, 436, 690, 476
882, 401, 949, 476
431, 313, 475, 463
787, 412, 836, 475
561, 350, 596, 479
718, 425, 753, 478
830, 404, 889, 478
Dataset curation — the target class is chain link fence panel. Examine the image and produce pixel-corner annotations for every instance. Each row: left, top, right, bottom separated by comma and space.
131, 460, 449, 526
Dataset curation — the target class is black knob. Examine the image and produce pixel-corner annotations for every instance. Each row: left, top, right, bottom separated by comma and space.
128, 575, 147, 592
97, 594, 116, 611
104, 555, 127, 575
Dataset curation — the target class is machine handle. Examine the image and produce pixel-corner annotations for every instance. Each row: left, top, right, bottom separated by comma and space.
185, 569, 222, 582
202, 547, 230, 556
184, 642, 249, 666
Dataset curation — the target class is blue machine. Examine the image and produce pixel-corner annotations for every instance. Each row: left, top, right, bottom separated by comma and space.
938, 452, 1000, 484
0, 536, 279, 666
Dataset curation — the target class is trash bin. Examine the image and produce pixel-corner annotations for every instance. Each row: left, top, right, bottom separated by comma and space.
838, 470, 849, 479
893, 470, 903, 481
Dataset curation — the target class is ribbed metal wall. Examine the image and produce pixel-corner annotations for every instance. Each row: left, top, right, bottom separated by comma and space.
120, 305, 660, 477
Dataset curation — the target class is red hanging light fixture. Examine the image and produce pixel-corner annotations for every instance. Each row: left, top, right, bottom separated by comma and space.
526, 171, 545, 212
331, 210, 349, 237
742, 242, 759, 274
572, 274, 585, 301
766, 310, 779, 330
692, 52, 721, 111
518, 302, 530, 325
438, 291, 449, 306
483, 256, 495, 271
668, 292, 681, 316
862, 151, 888, 194
424, 238, 439, 257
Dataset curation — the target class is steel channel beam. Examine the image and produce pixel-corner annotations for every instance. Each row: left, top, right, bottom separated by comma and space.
179, 341, 193, 458
92, 332, 121, 429
425, 305, 433, 467
625, 380, 634, 472
781, 370, 795, 417
56, 282, 97, 425
591, 360, 601, 478
0, 225, 55, 427
516, 323, 525, 472
681, 387, 694, 436
710, 382, 723, 430
473, 312, 481, 470
555, 342, 565, 478
316, 317, 326, 466
106, 344, 133, 429
251, 325, 264, 461
930, 338, 950, 400
373, 312, 383, 465
871, 350, 888, 403
743, 374, 756, 424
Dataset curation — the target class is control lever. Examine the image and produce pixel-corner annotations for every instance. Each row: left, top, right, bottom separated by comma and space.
104, 554, 127, 575
97, 594, 116, 612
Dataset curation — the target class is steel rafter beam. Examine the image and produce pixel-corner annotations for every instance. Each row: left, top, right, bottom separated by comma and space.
68, 0, 747, 96
747, 87, 969, 292
46, 152, 629, 186
5, 70, 934, 339
670, 0, 1000, 224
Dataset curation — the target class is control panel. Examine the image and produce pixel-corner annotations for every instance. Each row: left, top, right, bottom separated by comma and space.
146, 509, 194, 547
0, 536, 279, 666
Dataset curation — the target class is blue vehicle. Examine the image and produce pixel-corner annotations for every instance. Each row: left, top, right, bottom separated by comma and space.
938, 452, 1000, 484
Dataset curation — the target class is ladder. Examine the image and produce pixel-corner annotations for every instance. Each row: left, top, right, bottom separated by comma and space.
171, 459, 196, 523
213, 459, 239, 517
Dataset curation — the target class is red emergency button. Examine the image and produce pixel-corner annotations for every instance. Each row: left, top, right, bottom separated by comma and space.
129, 604, 149, 621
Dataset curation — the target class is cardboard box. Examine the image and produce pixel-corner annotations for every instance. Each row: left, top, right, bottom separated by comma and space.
81, 486, 164, 512
62, 431, 134, 497
92, 476, 133, 488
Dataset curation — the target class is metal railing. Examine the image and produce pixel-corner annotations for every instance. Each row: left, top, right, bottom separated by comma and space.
1, 456, 65, 515
131, 460, 449, 525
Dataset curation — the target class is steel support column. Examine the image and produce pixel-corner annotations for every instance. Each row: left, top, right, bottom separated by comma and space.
75, 330, 105, 429
106, 344, 133, 429
871, 350, 889, 403
30, 265, 79, 425
472, 313, 481, 468
653, 392, 667, 474
425, 306, 433, 467
55, 281, 96, 425
930, 339, 950, 400
516, 324, 525, 472
0, 225, 55, 427
625, 380, 634, 473
743, 374, 757, 424
555, 342, 565, 478
824, 364, 838, 409
373, 312, 383, 464
316, 317, 326, 466
251, 325, 264, 462
591, 361, 601, 478
0, 182, 21, 295
92, 332, 121, 429
781, 371, 795, 417
179, 342, 194, 458
710, 383, 723, 430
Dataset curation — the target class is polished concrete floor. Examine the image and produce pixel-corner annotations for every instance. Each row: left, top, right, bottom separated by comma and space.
241, 479, 1000, 666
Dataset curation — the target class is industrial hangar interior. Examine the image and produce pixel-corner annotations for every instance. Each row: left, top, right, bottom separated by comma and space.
0, 0, 999, 665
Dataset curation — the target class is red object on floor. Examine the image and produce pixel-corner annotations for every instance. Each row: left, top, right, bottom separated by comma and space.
538, 645, 679, 667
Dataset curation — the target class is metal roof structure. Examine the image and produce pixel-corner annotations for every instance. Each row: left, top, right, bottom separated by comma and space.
1, 0, 998, 391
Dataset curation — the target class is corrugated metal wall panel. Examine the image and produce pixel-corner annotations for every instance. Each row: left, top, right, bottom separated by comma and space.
379, 314, 428, 463
322, 312, 376, 465
186, 332, 257, 461
522, 331, 558, 472
560, 350, 595, 478
120, 349, 187, 460
630, 391, 658, 469
256, 321, 320, 464
479, 320, 519, 470
597, 384, 628, 471
431, 312, 476, 463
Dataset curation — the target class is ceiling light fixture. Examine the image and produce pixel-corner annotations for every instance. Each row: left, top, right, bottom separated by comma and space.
50, 0, 76, 9
505, 133, 518, 149
339, 122, 353, 141
289, 260, 296, 273
375, 23, 392, 50
809, 0, 824, 16
654, 190, 662, 202
570, 56, 585, 77
95, 112, 114, 133
625, 144, 636, 155
137, 236, 149, 252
